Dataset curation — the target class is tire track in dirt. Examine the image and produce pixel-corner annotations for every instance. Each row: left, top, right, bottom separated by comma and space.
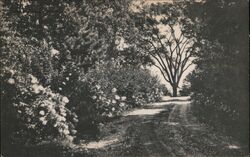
122, 110, 175, 157
85, 97, 248, 157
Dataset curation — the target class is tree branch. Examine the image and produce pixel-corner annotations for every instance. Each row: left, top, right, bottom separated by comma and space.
153, 63, 171, 83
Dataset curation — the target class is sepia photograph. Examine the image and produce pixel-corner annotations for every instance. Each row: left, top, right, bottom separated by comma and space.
0, 0, 249, 156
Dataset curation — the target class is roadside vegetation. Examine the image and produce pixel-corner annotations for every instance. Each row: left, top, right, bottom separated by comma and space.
0, 0, 167, 156
1, 0, 248, 156
185, 0, 249, 145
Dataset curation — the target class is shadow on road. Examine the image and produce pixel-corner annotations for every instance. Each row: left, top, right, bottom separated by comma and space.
80, 96, 249, 157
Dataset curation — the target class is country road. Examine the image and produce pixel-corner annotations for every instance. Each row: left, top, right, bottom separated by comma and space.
82, 97, 248, 157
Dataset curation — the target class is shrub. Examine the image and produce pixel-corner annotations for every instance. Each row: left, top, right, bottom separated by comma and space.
190, 66, 249, 143
72, 61, 167, 138
0, 15, 80, 149
1, 68, 78, 156
85, 61, 166, 113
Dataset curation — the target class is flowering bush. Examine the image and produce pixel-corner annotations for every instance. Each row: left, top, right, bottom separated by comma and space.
66, 61, 167, 140
1, 68, 78, 146
75, 61, 167, 122
89, 84, 129, 119
69, 80, 130, 139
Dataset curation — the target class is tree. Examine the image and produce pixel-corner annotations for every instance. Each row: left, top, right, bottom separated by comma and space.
127, 2, 198, 97
186, 0, 249, 144
1, 0, 133, 95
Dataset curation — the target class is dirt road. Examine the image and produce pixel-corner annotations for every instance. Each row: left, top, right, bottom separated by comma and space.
83, 97, 248, 157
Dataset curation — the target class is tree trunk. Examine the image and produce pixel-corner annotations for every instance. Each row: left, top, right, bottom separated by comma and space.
172, 85, 177, 97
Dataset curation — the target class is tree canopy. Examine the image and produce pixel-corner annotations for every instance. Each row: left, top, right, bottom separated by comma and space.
124, 2, 199, 96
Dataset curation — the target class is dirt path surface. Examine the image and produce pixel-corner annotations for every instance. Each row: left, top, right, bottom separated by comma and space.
83, 97, 248, 157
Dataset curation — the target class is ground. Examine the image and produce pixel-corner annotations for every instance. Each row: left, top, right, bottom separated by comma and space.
79, 96, 248, 157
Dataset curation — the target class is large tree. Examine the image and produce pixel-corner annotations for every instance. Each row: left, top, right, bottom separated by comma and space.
127, 2, 198, 97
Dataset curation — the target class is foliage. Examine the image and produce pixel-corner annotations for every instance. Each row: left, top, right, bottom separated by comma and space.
1, 68, 78, 156
179, 84, 191, 97
124, 2, 198, 96
179, 72, 193, 96
0, 10, 78, 140
0, 7, 79, 155
1, 0, 168, 155
72, 61, 167, 137
87, 61, 166, 108
1, 0, 134, 141
1, 0, 133, 94
186, 0, 249, 143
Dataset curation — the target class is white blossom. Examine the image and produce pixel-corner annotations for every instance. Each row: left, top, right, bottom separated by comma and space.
58, 128, 63, 133
39, 110, 45, 116
60, 117, 66, 122
51, 109, 56, 114
66, 135, 74, 142
9, 69, 15, 75
61, 112, 67, 117
43, 25, 48, 30
50, 48, 59, 57
107, 113, 113, 117
92, 95, 97, 100
62, 96, 69, 103
121, 96, 127, 101
71, 130, 77, 135
111, 88, 117, 93
63, 129, 70, 135
72, 118, 78, 123
39, 117, 45, 121
106, 99, 111, 104
29, 124, 36, 129
115, 95, 120, 100
7, 78, 15, 85
96, 85, 101, 90
32, 84, 44, 94
42, 120, 48, 125
30, 75, 38, 84
119, 102, 125, 107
